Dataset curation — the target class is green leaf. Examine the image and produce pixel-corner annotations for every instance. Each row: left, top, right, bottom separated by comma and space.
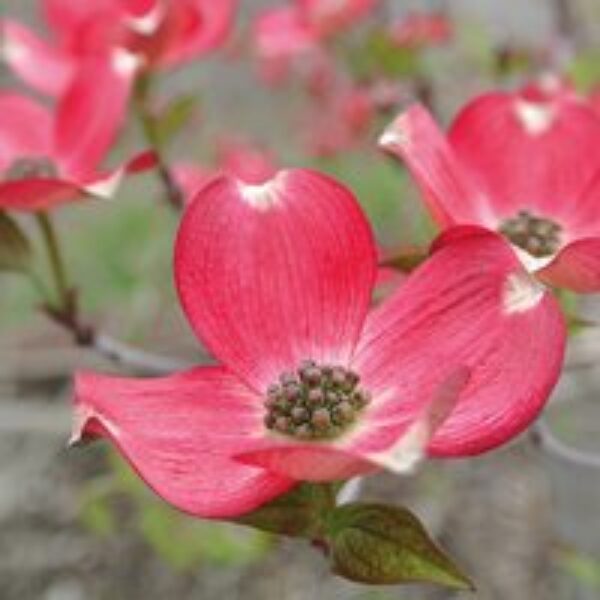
569, 52, 600, 92
327, 503, 474, 589
235, 482, 338, 538
346, 32, 421, 80
154, 95, 198, 147
0, 210, 32, 273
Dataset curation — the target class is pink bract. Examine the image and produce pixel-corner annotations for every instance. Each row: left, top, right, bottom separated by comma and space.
73, 168, 565, 518
380, 86, 600, 292
0, 90, 154, 211
2, 0, 236, 98
388, 11, 452, 49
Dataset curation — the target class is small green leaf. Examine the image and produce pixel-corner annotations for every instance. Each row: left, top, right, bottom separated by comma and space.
154, 95, 198, 147
0, 210, 32, 273
235, 482, 338, 538
569, 52, 600, 92
327, 503, 474, 590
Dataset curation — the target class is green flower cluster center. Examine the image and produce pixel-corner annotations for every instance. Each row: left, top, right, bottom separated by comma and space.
5, 157, 58, 180
264, 360, 371, 440
498, 210, 562, 257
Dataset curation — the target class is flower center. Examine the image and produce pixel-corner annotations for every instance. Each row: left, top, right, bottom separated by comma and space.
263, 360, 371, 440
498, 210, 562, 257
4, 157, 58, 180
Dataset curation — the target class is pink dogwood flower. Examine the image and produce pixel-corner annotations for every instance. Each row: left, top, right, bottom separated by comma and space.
253, 0, 376, 85
0, 89, 154, 211
388, 11, 452, 49
380, 87, 600, 292
72, 168, 564, 518
1, 0, 236, 97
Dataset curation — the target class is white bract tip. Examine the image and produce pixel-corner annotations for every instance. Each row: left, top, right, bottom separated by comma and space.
1, 35, 27, 64
378, 126, 408, 150
238, 172, 286, 211
371, 421, 427, 474
503, 271, 545, 314
515, 100, 555, 136
84, 170, 124, 199
126, 2, 165, 35
112, 48, 141, 77
511, 244, 556, 272
70, 403, 120, 446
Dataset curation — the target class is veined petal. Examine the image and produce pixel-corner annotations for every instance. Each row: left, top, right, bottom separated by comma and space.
175, 169, 377, 393
449, 92, 600, 221
0, 19, 75, 97
0, 94, 53, 171
565, 167, 600, 237
537, 238, 600, 293
53, 53, 136, 179
72, 367, 295, 518
379, 104, 492, 228
0, 179, 81, 212
352, 228, 566, 456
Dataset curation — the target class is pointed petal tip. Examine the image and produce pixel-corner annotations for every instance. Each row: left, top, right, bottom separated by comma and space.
235, 169, 288, 211
368, 366, 471, 474
378, 104, 428, 150
503, 271, 545, 314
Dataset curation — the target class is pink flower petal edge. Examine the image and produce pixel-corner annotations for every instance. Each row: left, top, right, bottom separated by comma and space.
174, 169, 377, 393
379, 103, 492, 227
72, 367, 296, 518
538, 238, 600, 293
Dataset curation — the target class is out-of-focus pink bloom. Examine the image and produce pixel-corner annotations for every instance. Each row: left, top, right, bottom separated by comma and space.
380, 86, 600, 292
1, 0, 236, 97
72, 168, 564, 517
253, 0, 377, 85
388, 12, 452, 49
0, 89, 154, 211
305, 84, 374, 157
298, 0, 379, 37
174, 139, 278, 203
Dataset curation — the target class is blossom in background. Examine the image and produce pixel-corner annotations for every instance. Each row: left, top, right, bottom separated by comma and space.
0, 89, 154, 211
253, 0, 377, 85
73, 168, 564, 518
388, 11, 452, 50
174, 138, 278, 203
380, 86, 600, 292
1, 0, 237, 97
304, 85, 374, 157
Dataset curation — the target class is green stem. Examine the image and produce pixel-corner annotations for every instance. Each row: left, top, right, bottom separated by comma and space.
35, 212, 70, 309
133, 75, 183, 210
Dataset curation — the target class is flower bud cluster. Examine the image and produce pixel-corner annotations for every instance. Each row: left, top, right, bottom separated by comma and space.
499, 210, 562, 257
264, 359, 371, 440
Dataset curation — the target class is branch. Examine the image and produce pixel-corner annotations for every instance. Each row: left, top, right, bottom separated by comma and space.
92, 333, 193, 374
531, 419, 600, 469
42, 303, 194, 375
133, 75, 184, 211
